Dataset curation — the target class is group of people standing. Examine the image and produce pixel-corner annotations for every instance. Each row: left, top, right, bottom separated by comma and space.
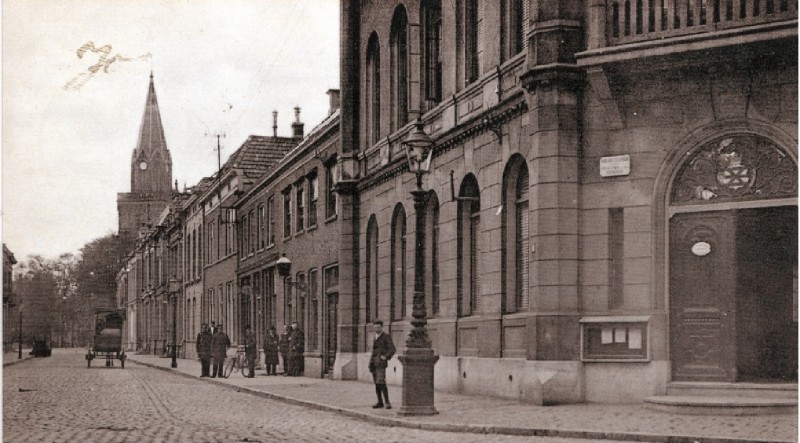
194, 318, 396, 410
196, 321, 305, 378
263, 322, 304, 376
195, 322, 231, 378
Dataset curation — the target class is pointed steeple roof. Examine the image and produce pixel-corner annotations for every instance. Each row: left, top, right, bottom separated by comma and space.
132, 73, 171, 163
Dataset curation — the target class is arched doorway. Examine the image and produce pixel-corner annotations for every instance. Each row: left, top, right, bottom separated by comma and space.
667, 133, 797, 383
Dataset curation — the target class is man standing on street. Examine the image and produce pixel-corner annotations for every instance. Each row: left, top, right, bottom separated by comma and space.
211, 324, 230, 378
288, 321, 304, 376
279, 325, 290, 375
196, 323, 212, 377
263, 326, 279, 376
244, 324, 257, 378
369, 319, 395, 409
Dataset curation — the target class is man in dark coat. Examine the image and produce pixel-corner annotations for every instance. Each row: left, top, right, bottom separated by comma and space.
263, 326, 280, 375
210, 324, 231, 378
244, 325, 257, 378
288, 321, 304, 376
279, 325, 291, 375
369, 319, 396, 409
196, 323, 212, 377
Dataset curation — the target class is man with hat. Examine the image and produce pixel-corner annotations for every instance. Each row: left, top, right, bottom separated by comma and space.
210, 324, 230, 378
244, 324, 257, 378
196, 323, 212, 377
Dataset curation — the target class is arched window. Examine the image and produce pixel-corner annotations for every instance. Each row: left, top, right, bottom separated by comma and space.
502, 155, 530, 313
457, 174, 480, 316
425, 192, 440, 316
390, 6, 409, 131
391, 204, 407, 321
366, 216, 379, 322
422, 0, 442, 104
366, 33, 381, 147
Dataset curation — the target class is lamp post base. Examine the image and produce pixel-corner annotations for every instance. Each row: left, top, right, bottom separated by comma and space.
397, 348, 439, 416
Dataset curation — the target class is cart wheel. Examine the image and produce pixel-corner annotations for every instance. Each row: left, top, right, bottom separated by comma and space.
223, 359, 236, 378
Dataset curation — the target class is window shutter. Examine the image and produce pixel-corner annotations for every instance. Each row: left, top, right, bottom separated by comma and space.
470, 214, 480, 313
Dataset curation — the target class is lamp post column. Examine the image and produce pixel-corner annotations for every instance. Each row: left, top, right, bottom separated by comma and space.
18, 309, 22, 360
171, 293, 178, 368
398, 174, 439, 416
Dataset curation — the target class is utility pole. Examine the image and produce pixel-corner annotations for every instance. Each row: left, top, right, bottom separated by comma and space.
204, 131, 226, 185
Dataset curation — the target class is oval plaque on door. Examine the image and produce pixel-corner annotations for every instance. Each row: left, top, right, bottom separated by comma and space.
691, 241, 712, 256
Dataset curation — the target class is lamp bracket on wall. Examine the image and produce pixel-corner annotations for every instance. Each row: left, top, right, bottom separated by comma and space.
450, 170, 481, 203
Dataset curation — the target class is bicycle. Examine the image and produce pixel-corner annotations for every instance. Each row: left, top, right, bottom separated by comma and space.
223, 347, 254, 378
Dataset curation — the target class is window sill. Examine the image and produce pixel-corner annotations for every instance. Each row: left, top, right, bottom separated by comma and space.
293, 230, 305, 239
324, 214, 338, 224
306, 225, 318, 233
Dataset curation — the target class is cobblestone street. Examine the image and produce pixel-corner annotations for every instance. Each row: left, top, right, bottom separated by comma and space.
4, 350, 626, 443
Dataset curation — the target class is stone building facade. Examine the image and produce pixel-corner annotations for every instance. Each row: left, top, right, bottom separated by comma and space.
334, 0, 797, 404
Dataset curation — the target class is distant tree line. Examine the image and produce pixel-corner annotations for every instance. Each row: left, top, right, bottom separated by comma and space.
10, 232, 134, 348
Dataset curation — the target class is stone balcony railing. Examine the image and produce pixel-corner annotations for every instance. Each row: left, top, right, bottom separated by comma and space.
588, 0, 797, 48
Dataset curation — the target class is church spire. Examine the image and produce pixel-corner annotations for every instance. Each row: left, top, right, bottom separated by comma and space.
131, 73, 172, 193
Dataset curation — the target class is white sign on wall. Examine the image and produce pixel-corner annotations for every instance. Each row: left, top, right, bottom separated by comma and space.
600, 155, 631, 177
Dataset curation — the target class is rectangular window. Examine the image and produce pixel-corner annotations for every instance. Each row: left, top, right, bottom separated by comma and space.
249, 210, 256, 255
325, 160, 337, 219
283, 189, 292, 239
308, 174, 318, 228
465, 0, 483, 85
609, 208, 624, 309
296, 182, 305, 232
242, 214, 249, 259
308, 269, 319, 351
266, 267, 276, 328
258, 204, 265, 250
267, 196, 275, 246
424, 0, 442, 102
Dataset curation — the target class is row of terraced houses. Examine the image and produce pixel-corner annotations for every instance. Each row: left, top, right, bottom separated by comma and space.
117, 0, 797, 405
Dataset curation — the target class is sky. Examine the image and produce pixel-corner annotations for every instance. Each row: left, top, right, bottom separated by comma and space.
2, 0, 340, 262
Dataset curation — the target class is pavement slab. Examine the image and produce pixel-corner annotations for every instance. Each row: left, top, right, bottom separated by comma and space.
128, 353, 798, 443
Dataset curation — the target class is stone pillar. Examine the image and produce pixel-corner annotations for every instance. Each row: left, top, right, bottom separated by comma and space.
518, 0, 584, 403
334, 0, 362, 380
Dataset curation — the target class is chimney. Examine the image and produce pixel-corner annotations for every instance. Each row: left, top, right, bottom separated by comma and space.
326, 89, 341, 115
272, 110, 278, 137
291, 106, 304, 138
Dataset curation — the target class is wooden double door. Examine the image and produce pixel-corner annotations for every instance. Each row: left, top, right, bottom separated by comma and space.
670, 206, 797, 382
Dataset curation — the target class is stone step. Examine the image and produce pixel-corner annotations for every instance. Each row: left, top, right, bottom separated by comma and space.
666, 381, 797, 399
643, 395, 797, 416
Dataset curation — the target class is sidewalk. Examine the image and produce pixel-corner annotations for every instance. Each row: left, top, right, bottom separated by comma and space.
3, 349, 33, 367
128, 354, 796, 443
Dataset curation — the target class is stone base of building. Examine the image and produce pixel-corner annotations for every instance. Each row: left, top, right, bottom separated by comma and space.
342, 352, 676, 405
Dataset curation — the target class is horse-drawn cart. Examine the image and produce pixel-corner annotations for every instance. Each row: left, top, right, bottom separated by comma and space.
86, 309, 126, 368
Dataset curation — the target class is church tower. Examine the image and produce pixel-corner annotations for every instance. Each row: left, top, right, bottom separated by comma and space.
117, 73, 174, 236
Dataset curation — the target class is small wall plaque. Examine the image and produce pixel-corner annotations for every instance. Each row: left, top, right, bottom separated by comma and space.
600, 155, 631, 177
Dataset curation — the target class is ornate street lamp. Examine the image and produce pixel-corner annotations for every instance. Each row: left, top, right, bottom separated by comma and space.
398, 120, 439, 416
168, 278, 181, 369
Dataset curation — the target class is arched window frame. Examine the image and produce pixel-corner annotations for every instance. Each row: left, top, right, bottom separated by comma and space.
390, 6, 409, 131
366, 33, 382, 147
457, 174, 480, 317
501, 155, 530, 314
425, 191, 440, 316
391, 204, 407, 321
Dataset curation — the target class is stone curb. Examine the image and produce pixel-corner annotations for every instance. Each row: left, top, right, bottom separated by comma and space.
127, 358, 792, 443
3, 355, 34, 367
